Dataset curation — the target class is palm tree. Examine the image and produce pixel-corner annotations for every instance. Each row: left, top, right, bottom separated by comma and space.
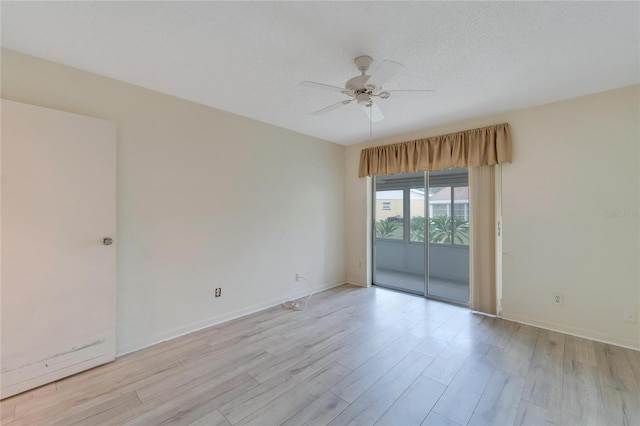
451, 217, 469, 244
429, 215, 469, 244
410, 216, 426, 242
376, 219, 400, 238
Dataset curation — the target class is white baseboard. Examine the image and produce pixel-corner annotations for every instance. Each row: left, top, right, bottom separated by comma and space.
345, 279, 369, 288
501, 312, 640, 351
116, 280, 346, 357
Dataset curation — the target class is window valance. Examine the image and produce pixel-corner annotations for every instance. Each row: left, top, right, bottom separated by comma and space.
358, 123, 512, 177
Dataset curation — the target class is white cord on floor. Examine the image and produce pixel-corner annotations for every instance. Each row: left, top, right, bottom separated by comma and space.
282, 276, 314, 311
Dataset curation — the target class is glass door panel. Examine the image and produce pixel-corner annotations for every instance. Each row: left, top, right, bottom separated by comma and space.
427, 170, 470, 304
374, 173, 425, 295
374, 190, 404, 240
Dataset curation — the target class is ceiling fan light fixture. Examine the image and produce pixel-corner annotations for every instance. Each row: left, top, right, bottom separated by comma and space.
356, 93, 371, 106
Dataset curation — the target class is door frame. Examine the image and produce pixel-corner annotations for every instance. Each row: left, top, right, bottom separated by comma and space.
372, 169, 470, 307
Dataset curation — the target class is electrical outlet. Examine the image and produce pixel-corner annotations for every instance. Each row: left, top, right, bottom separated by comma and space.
624, 311, 637, 324
552, 293, 563, 305
214, 288, 222, 298
295, 273, 301, 282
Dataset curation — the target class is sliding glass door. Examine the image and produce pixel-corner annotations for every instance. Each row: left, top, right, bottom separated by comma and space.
373, 169, 470, 305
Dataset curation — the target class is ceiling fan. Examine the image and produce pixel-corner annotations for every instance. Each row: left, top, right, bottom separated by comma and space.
301, 55, 435, 123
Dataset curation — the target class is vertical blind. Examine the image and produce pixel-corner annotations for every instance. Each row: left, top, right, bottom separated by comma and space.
468, 165, 498, 314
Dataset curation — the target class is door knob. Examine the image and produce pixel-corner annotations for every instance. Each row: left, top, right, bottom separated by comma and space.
103, 237, 114, 246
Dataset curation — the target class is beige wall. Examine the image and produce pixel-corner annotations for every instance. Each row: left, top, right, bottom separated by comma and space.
1, 49, 346, 355
3, 47, 638, 352
346, 85, 640, 349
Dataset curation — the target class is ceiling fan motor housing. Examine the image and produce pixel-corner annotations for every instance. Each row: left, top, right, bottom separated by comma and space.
345, 75, 371, 93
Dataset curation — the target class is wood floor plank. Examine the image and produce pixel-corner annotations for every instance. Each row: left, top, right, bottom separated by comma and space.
413, 335, 449, 359
561, 359, 606, 425
522, 329, 565, 413
278, 311, 353, 340
187, 409, 231, 426
496, 323, 539, 378
1, 403, 16, 424
247, 338, 350, 384
600, 384, 640, 426
375, 376, 445, 426
328, 351, 434, 425
136, 351, 272, 402
421, 410, 461, 426
483, 318, 517, 349
432, 343, 503, 425
50, 391, 141, 426
281, 391, 348, 426
514, 400, 561, 425
334, 329, 404, 370
238, 362, 351, 426
467, 369, 525, 426
217, 352, 342, 424
206, 329, 290, 357
421, 344, 470, 386
594, 342, 639, 394
13, 359, 184, 420
626, 347, 640, 390
564, 335, 597, 367
448, 315, 496, 352
179, 334, 272, 372
10, 391, 128, 426
211, 307, 293, 338
56, 338, 208, 391
329, 333, 424, 403
106, 373, 259, 425
430, 311, 475, 343
1, 382, 56, 410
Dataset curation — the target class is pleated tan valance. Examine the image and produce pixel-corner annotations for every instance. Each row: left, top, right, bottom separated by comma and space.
358, 123, 512, 177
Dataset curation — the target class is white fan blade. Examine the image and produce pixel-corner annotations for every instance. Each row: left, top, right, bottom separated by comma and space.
385, 90, 436, 99
363, 101, 384, 123
311, 99, 352, 116
366, 60, 403, 89
300, 81, 348, 93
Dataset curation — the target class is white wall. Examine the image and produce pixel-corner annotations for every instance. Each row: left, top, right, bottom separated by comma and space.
1, 49, 346, 355
346, 86, 640, 349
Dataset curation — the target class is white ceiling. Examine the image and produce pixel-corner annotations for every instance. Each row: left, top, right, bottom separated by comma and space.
2, 1, 638, 145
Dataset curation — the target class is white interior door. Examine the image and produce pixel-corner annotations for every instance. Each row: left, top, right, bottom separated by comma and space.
1, 99, 116, 398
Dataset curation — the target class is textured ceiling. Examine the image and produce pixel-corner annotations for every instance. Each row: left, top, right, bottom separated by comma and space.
2, 1, 638, 145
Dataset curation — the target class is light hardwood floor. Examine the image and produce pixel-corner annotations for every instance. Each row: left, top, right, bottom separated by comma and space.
1, 284, 639, 425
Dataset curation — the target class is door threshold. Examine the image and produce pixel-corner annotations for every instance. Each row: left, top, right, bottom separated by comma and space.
372, 283, 469, 308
